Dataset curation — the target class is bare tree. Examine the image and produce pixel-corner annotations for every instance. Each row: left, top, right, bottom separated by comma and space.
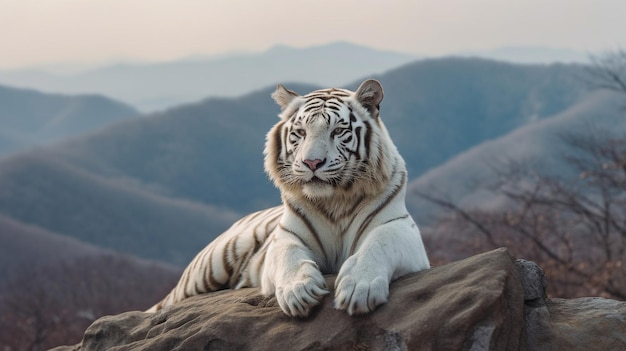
0, 264, 74, 351
417, 50, 626, 299
588, 50, 626, 96
0, 254, 179, 350
418, 134, 626, 298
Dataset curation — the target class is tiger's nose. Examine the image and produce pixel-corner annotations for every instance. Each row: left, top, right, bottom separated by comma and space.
303, 158, 326, 171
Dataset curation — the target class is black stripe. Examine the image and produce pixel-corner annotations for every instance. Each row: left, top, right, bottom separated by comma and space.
363, 121, 372, 160
182, 269, 191, 298
183, 248, 206, 297
350, 171, 406, 255
285, 201, 325, 254
339, 195, 366, 238
322, 111, 331, 125
222, 235, 234, 278
354, 126, 362, 159
240, 210, 265, 226
201, 257, 212, 292
277, 223, 316, 253
223, 238, 234, 277
381, 214, 410, 225
206, 248, 221, 290
263, 211, 281, 238
304, 100, 324, 112
193, 250, 212, 294
231, 238, 258, 287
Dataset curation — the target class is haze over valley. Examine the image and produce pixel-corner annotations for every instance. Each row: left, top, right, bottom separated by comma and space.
0, 43, 591, 112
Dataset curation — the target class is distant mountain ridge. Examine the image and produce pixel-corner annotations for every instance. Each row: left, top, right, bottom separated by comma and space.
0, 42, 417, 111
406, 90, 626, 225
0, 57, 602, 266
0, 213, 182, 348
358, 58, 590, 177
0, 152, 241, 265
457, 46, 590, 64
0, 84, 138, 157
0, 213, 180, 283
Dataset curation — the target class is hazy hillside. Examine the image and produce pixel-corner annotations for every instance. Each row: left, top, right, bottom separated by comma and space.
0, 42, 417, 111
0, 152, 240, 265
406, 90, 626, 225
458, 46, 589, 64
47, 86, 312, 213
0, 58, 596, 265
0, 84, 138, 156
53, 59, 592, 209
0, 215, 100, 282
370, 58, 589, 177
0, 214, 181, 350
0, 214, 180, 284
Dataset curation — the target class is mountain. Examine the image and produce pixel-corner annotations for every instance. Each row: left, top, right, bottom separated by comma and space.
0, 58, 598, 265
0, 152, 241, 265
354, 58, 590, 178
458, 46, 590, 64
31, 59, 593, 213
0, 42, 417, 111
0, 84, 138, 157
0, 214, 180, 284
0, 214, 101, 282
406, 90, 626, 225
0, 214, 182, 350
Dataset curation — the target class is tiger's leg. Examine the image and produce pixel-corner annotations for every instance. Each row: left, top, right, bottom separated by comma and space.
334, 221, 429, 315
261, 230, 330, 317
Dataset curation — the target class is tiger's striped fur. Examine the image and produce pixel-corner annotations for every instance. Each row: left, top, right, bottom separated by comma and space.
147, 79, 429, 317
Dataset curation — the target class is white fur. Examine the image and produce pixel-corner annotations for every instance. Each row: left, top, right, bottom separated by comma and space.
262, 79, 430, 316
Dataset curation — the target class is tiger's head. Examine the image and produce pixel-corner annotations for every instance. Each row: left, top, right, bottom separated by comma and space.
264, 79, 400, 202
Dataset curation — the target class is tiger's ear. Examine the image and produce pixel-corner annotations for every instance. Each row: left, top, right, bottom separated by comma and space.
355, 79, 384, 117
272, 84, 300, 111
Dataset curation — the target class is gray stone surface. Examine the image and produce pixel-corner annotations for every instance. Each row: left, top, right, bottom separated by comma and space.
52, 248, 525, 351
52, 248, 626, 351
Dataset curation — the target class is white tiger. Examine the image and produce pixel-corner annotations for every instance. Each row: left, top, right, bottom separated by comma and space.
147, 79, 429, 317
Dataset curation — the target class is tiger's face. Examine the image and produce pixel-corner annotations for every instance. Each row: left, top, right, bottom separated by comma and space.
265, 80, 388, 200
285, 99, 368, 198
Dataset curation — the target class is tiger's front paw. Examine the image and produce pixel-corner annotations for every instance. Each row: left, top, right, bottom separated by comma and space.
334, 257, 390, 315
275, 261, 329, 318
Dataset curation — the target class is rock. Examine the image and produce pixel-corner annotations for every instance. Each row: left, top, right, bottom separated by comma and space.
529, 297, 626, 351
52, 248, 525, 351
51, 248, 626, 351
514, 259, 547, 304
514, 258, 626, 351
514, 259, 626, 351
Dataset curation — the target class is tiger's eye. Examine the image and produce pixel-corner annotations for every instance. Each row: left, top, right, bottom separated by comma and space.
332, 127, 347, 137
294, 128, 306, 137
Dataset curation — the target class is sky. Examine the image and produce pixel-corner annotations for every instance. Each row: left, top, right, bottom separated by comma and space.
1, 0, 626, 70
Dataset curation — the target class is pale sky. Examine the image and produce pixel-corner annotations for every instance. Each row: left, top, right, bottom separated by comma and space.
1, 0, 625, 70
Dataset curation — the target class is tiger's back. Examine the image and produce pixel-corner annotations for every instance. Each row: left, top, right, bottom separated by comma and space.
147, 206, 283, 312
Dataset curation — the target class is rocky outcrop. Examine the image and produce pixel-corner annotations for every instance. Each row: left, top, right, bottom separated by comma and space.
52, 248, 626, 351
515, 259, 626, 350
